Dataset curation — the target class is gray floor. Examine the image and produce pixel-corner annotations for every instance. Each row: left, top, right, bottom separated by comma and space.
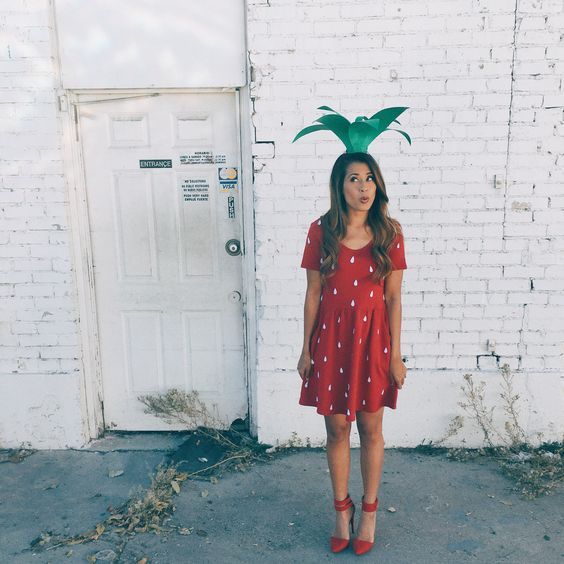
1, 433, 562, 563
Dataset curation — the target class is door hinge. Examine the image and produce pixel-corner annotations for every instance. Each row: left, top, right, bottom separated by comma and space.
73, 103, 79, 141
57, 93, 68, 112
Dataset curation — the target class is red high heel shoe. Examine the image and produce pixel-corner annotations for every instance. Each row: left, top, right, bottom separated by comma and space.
352, 496, 378, 555
330, 494, 355, 553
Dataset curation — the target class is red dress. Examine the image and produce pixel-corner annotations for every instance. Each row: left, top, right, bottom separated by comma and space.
299, 217, 407, 422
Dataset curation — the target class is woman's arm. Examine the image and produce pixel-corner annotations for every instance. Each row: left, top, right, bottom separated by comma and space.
303, 269, 322, 351
384, 269, 407, 388
297, 269, 322, 380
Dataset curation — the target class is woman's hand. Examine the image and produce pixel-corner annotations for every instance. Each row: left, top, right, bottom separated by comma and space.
297, 349, 313, 382
389, 356, 407, 389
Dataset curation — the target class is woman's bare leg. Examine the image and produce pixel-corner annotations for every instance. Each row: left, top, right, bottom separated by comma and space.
355, 408, 385, 542
324, 414, 353, 538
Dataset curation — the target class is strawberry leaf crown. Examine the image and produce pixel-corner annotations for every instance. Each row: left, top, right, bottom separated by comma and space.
292, 105, 411, 153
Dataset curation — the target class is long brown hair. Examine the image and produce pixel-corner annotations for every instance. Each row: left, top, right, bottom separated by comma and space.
319, 152, 403, 286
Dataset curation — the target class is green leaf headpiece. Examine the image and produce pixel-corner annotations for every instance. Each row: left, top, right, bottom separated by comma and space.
292, 105, 411, 153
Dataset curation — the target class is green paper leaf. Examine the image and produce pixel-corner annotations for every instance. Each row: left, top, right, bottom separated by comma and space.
315, 114, 352, 151
386, 128, 412, 145
368, 107, 409, 131
348, 121, 377, 153
317, 105, 339, 113
292, 124, 329, 143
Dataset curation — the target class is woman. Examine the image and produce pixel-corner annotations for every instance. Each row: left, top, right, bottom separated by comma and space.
297, 151, 408, 555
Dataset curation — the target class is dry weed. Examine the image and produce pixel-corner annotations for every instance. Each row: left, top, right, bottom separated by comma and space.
139, 388, 272, 478
431, 363, 563, 499
31, 463, 188, 553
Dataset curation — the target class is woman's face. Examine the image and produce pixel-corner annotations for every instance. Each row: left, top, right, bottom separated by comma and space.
342, 161, 377, 212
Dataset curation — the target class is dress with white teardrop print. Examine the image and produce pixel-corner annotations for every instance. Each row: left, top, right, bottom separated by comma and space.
299, 217, 407, 422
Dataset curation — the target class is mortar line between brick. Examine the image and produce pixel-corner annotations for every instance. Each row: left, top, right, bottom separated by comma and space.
502, 0, 520, 243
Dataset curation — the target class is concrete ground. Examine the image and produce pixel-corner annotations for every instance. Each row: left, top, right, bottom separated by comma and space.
0, 433, 562, 563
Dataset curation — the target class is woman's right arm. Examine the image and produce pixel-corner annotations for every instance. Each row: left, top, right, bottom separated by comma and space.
297, 269, 322, 381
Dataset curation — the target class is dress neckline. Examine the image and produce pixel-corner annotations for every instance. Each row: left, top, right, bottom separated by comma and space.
339, 239, 374, 251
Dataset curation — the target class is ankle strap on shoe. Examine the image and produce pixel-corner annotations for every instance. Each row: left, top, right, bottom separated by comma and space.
333, 494, 353, 511
361, 496, 378, 512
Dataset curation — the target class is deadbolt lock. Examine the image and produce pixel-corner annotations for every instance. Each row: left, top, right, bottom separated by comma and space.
225, 239, 241, 256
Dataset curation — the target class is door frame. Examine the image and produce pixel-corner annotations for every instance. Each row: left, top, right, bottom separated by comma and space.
59, 88, 257, 441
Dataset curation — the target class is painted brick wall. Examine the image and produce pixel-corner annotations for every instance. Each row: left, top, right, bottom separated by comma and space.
247, 0, 564, 446
0, 0, 561, 449
0, 0, 83, 447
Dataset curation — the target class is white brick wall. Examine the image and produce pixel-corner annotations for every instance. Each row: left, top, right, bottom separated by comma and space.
0, 1, 83, 448
0, 1, 562, 448
248, 0, 564, 446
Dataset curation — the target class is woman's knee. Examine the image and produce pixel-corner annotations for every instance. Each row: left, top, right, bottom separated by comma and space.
358, 424, 384, 446
326, 421, 350, 443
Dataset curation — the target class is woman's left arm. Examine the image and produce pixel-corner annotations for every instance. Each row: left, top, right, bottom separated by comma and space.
384, 270, 407, 389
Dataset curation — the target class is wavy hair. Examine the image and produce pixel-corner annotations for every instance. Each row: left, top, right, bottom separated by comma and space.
319, 152, 403, 286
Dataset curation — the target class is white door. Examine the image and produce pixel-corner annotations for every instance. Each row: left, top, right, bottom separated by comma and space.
78, 92, 247, 430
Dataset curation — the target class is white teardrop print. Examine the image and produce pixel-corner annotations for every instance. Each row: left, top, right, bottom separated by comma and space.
322, 323, 326, 330
359, 337, 362, 344
350, 256, 355, 263
333, 288, 337, 295
353, 279, 358, 286
328, 384, 332, 391
317, 219, 321, 225
384, 347, 388, 354
397, 242, 400, 248
377, 329, 380, 335
362, 399, 366, 406
381, 389, 385, 395
368, 377, 371, 383
315, 395, 318, 402
310, 358, 315, 365
337, 341, 341, 348
339, 367, 344, 374
351, 299, 355, 307
304, 380, 308, 388
347, 409, 350, 416
345, 392, 348, 398
324, 355, 328, 362
369, 266, 374, 273
370, 290, 374, 298
317, 337, 320, 344
337, 316, 341, 323
366, 355, 369, 361
363, 315, 367, 322
307, 236, 311, 244
330, 404, 333, 410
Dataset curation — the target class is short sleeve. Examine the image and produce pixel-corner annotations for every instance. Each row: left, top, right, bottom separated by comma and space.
300, 220, 323, 271
388, 233, 407, 271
